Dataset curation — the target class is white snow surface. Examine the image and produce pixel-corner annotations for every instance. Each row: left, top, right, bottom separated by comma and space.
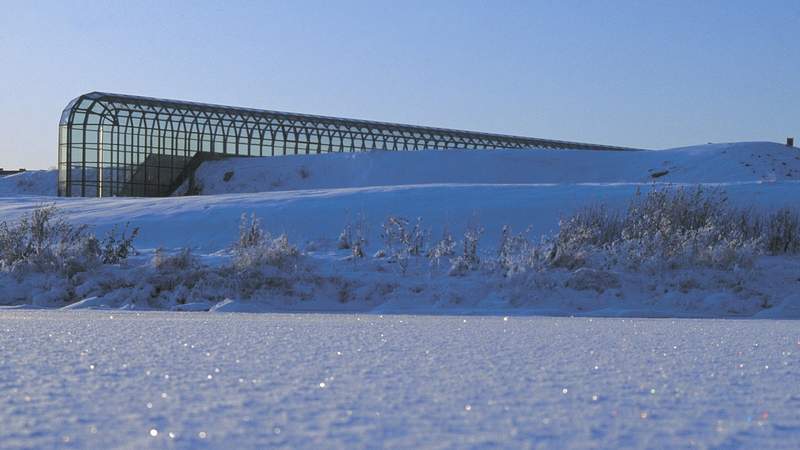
1, 310, 799, 449
2, 142, 800, 251
6, 141, 798, 199
2, 142, 800, 317
0, 169, 56, 196
3, 144, 800, 449
182, 141, 800, 195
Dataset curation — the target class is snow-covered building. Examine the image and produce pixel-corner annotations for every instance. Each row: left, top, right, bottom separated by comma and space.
58, 92, 637, 197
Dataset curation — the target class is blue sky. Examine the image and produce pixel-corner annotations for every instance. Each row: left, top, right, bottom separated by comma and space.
0, 0, 798, 168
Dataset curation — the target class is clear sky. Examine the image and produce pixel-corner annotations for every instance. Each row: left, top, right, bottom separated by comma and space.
0, 0, 798, 169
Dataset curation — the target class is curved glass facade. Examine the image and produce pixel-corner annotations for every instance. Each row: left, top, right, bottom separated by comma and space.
59, 92, 636, 197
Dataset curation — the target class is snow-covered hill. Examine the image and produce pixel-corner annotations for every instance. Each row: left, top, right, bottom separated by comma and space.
181, 142, 800, 195
2, 141, 800, 317
0, 169, 56, 196
5, 141, 797, 199
2, 142, 799, 250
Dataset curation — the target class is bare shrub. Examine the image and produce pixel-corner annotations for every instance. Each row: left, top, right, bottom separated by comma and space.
233, 213, 299, 271
236, 213, 266, 250
148, 248, 206, 298
427, 227, 456, 269
100, 223, 139, 264
544, 186, 793, 271
545, 204, 622, 269
449, 225, 483, 276
763, 208, 800, 254
0, 205, 137, 276
153, 248, 197, 272
380, 216, 427, 257
622, 186, 728, 242
338, 214, 368, 258
337, 225, 352, 250
618, 187, 762, 269
497, 225, 533, 276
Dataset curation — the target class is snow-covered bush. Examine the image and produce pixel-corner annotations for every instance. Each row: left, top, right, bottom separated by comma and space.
380, 216, 427, 258
543, 186, 787, 271
496, 225, 533, 276
427, 227, 456, 270
544, 205, 621, 270
338, 214, 368, 258
153, 247, 197, 272
0, 205, 138, 276
147, 247, 220, 306
763, 208, 800, 254
233, 213, 299, 271
377, 216, 428, 274
100, 223, 139, 264
236, 213, 267, 250
449, 225, 483, 276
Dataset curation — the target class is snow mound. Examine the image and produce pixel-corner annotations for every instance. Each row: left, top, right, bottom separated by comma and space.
183, 142, 800, 195
0, 170, 57, 197
3, 142, 795, 198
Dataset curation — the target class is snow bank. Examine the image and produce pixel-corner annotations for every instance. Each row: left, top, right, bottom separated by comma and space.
4, 190, 800, 318
184, 142, 800, 195
2, 182, 798, 252
2, 142, 796, 199
0, 169, 57, 196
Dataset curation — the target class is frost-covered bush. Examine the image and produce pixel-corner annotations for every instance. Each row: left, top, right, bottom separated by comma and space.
153, 247, 197, 272
543, 205, 619, 270
233, 213, 299, 271
427, 227, 456, 269
236, 213, 267, 250
496, 225, 533, 276
338, 214, 368, 258
377, 216, 428, 274
147, 247, 217, 306
0, 205, 138, 276
380, 216, 427, 258
763, 208, 800, 254
543, 186, 798, 271
100, 224, 139, 264
449, 225, 483, 276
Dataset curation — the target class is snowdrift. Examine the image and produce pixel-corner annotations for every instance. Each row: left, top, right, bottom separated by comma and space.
181, 142, 800, 195
0, 169, 56, 196
2, 141, 798, 199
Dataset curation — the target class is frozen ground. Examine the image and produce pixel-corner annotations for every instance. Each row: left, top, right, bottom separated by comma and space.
1, 310, 799, 449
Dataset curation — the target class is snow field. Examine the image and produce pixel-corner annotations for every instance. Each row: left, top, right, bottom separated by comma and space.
1, 310, 798, 449
180, 141, 800, 195
2, 142, 800, 449
2, 186, 800, 317
2, 142, 800, 317
0, 169, 56, 196
4, 141, 799, 198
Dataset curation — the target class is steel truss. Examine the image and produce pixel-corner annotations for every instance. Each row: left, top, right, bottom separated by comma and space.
58, 92, 638, 197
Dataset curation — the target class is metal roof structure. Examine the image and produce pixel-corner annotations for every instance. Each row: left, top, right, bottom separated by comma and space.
59, 92, 640, 197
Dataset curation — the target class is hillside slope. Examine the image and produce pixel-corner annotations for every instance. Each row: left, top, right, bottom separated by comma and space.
180, 142, 800, 195
3, 142, 798, 198
0, 169, 56, 196
2, 142, 800, 317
